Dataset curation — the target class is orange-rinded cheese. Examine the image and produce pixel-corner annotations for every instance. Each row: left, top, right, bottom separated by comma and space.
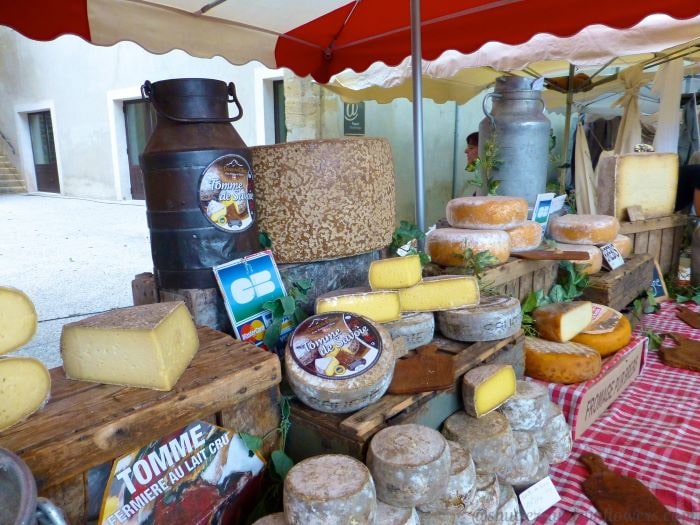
549, 214, 620, 245
571, 308, 632, 357
600, 234, 633, 258
446, 196, 528, 230
524, 337, 602, 384
533, 301, 593, 342
506, 221, 543, 252
426, 228, 510, 267
553, 243, 603, 275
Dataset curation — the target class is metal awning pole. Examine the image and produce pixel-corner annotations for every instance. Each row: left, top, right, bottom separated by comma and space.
410, 0, 426, 240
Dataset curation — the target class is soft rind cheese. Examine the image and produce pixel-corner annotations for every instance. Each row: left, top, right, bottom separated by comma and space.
533, 402, 573, 464
498, 380, 550, 431
417, 440, 477, 514
399, 276, 480, 312
315, 287, 401, 323
285, 312, 395, 413
368, 255, 423, 290
446, 196, 529, 230
533, 301, 593, 342
0, 286, 38, 355
367, 424, 451, 507
0, 356, 51, 431
524, 337, 602, 384
461, 364, 516, 418
495, 431, 541, 487
512, 455, 550, 492
549, 214, 620, 245
417, 473, 499, 524
375, 502, 420, 525
384, 312, 435, 356
506, 221, 543, 253
283, 454, 376, 525
442, 411, 514, 473
60, 302, 199, 391
496, 482, 521, 524
571, 311, 632, 357
251, 513, 286, 525
552, 242, 603, 275
426, 228, 511, 267
436, 296, 521, 342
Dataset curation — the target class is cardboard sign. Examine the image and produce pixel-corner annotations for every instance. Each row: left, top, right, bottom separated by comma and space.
650, 259, 669, 302
532, 192, 555, 234
518, 477, 561, 520
600, 243, 625, 270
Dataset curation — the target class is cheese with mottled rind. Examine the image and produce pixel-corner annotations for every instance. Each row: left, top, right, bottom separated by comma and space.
461, 364, 516, 418
61, 302, 199, 391
251, 513, 286, 525
417, 440, 476, 514
496, 482, 521, 524
533, 402, 573, 464
552, 242, 604, 275
533, 301, 593, 342
507, 221, 543, 252
0, 356, 51, 431
384, 312, 435, 355
375, 502, 420, 525
0, 286, 38, 355
446, 196, 529, 230
315, 287, 401, 323
495, 431, 540, 487
436, 296, 521, 342
369, 254, 423, 290
498, 380, 550, 431
549, 214, 620, 245
426, 228, 511, 267
442, 411, 514, 473
399, 276, 479, 312
524, 337, 601, 384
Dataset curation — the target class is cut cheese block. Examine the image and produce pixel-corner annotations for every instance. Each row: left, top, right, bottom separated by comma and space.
369, 254, 422, 290
446, 196, 529, 230
533, 301, 593, 342
0, 356, 51, 431
496, 482, 521, 524
285, 312, 395, 413
571, 306, 632, 357
398, 276, 480, 312
0, 286, 38, 355
553, 242, 603, 275
417, 440, 477, 514
436, 295, 521, 342
367, 424, 451, 507
461, 364, 516, 418
251, 513, 286, 525
283, 454, 376, 525
375, 502, 420, 525
315, 287, 401, 323
498, 380, 550, 431
524, 337, 602, 384
549, 214, 620, 245
384, 312, 435, 356
506, 220, 543, 253
596, 152, 679, 221
495, 431, 540, 487
61, 302, 199, 391
442, 411, 514, 472
426, 228, 511, 267
606, 234, 634, 258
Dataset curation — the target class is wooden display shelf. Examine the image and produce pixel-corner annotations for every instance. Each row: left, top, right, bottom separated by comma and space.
0, 327, 282, 524
287, 332, 524, 462
580, 253, 655, 311
619, 213, 687, 276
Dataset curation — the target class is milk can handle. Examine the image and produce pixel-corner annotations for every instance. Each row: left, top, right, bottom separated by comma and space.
482, 92, 500, 127
141, 81, 243, 123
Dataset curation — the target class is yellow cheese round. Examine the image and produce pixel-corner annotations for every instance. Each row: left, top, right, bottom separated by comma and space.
426, 228, 511, 267
446, 196, 529, 230
549, 214, 620, 245
506, 221, 543, 252
553, 243, 603, 275
524, 337, 601, 384
602, 234, 634, 258
0, 356, 51, 431
571, 314, 632, 357
0, 286, 38, 355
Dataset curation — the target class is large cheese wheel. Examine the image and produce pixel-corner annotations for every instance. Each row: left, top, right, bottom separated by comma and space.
549, 214, 620, 245
534, 402, 573, 464
495, 431, 541, 488
571, 307, 632, 357
419, 474, 499, 524
426, 228, 511, 267
0, 286, 38, 355
384, 312, 435, 355
442, 411, 514, 472
375, 502, 420, 525
436, 295, 521, 342
446, 196, 528, 230
498, 380, 550, 431
283, 454, 376, 525
506, 221, 543, 252
497, 482, 521, 524
367, 424, 451, 507
605, 234, 634, 258
285, 313, 395, 413
553, 242, 603, 275
417, 440, 477, 514
251, 138, 395, 263
0, 356, 51, 431
533, 301, 593, 342
524, 337, 602, 384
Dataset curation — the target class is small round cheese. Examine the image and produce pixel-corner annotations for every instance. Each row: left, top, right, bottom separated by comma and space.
436, 296, 521, 342
506, 220, 543, 252
524, 336, 602, 384
367, 424, 451, 507
251, 513, 286, 525
384, 312, 435, 354
375, 502, 420, 525
553, 242, 603, 275
462, 473, 500, 517
446, 196, 529, 230
605, 234, 634, 257
442, 411, 514, 472
534, 402, 573, 464
426, 228, 511, 267
284, 454, 376, 525
511, 454, 550, 492
496, 482, 521, 524
0, 356, 51, 431
549, 214, 620, 245
417, 440, 477, 514
0, 286, 38, 355
495, 431, 541, 487
498, 380, 550, 431
571, 312, 632, 357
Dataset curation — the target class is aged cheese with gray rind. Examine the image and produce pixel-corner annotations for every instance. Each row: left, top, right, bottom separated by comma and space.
436, 296, 522, 342
284, 454, 376, 525
375, 502, 420, 525
367, 424, 451, 507
533, 402, 573, 464
498, 379, 550, 431
417, 440, 477, 514
384, 312, 435, 355
442, 411, 515, 472
251, 513, 286, 525
495, 482, 521, 524
512, 455, 550, 493
496, 431, 540, 487
417, 473, 499, 525
484, 339, 525, 379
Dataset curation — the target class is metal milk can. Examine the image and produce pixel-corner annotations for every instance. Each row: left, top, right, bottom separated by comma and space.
478, 76, 551, 206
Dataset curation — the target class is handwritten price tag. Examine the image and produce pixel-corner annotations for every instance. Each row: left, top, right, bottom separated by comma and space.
518, 476, 561, 520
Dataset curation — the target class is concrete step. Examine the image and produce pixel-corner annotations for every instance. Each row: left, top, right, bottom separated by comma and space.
0, 185, 26, 194
0, 167, 20, 176
0, 179, 26, 189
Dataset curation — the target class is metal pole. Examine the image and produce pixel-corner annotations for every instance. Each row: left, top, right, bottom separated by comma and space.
410, 0, 426, 239
559, 64, 575, 194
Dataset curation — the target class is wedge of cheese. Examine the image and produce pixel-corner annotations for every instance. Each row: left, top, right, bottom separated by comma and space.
399, 276, 479, 312
315, 288, 401, 323
0, 356, 51, 431
61, 301, 199, 390
369, 255, 423, 290
0, 286, 38, 355
533, 301, 593, 342
571, 306, 632, 357
461, 364, 516, 418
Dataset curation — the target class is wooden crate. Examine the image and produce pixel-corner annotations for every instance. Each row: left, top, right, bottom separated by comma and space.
619, 213, 687, 276
580, 253, 655, 311
0, 327, 281, 524
287, 332, 524, 462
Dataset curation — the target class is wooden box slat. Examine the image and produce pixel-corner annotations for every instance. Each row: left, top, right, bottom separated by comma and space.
620, 213, 687, 276
580, 254, 655, 311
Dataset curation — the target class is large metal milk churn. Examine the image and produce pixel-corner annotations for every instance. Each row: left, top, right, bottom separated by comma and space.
478, 76, 551, 206
140, 78, 260, 291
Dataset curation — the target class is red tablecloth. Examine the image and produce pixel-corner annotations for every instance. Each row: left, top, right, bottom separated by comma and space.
532, 301, 700, 525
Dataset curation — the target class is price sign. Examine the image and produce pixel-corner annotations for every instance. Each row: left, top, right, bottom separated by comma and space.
518, 476, 561, 520
600, 243, 625, 270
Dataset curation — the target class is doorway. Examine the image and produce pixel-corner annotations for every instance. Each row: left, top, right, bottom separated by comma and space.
123, 99, 156, 199
28, 111, 59, 193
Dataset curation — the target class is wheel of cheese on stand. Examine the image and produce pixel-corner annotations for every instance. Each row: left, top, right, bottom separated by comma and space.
552, 242, 603, 275
384, 312, 435, 354
549, 214, 620, 245
446, 196, 529, 230
436, 295, 521, 342
426, 228, 511, 267
506, 220, 543, 252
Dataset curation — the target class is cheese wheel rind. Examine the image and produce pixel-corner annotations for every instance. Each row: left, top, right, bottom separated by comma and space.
603, 234, 633, 258
549, 214, 620, 245
533, 301, 593, 342
446, 196, 529, 230
495, 431, 540, 487
426, 228, 511, 267
251, 513, 286, 525
442, 411, 514, 472
553, 242, 603, 275
533, 402, 573, 464
524, 336, 602, 384
0, 286, 38, 355
496, 482, 521, 524
417, 440, 477, 514
0, 356, 51, 431
571, 314, 632, 357
506, 221, 543, 252
498, 380, 550, 431
436, 296, 521, 342
384, 312, 435, 354
375, 502, 420, 525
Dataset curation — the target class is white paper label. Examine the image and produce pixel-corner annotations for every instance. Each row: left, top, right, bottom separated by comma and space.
518, 476, 561, 521
600, 243, 625, 270
532, 192, 556, 234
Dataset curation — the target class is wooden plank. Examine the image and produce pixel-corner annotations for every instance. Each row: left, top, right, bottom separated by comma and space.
542, 263, 558, 292
619, 214, 687, 235
219, 388, 282, 459
532, 267, 547, 294
647, 229, 663, 263
518, 272, 534, 301
670, 225, 685, 278
634, 231, 649, 254
41, 474, 87, 525
581, 254, 654, 310
658, 228, 675, 276
0, 327, 281, 491
482, 259, 558, 287
131, 272, 159, 306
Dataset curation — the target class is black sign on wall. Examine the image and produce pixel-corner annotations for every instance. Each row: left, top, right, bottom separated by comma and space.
344, 102, 365, 136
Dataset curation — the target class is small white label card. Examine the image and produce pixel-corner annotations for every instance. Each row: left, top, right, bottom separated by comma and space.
518, 476, 561, 521
600, 243, 625, 270
532, 192, 556, 235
